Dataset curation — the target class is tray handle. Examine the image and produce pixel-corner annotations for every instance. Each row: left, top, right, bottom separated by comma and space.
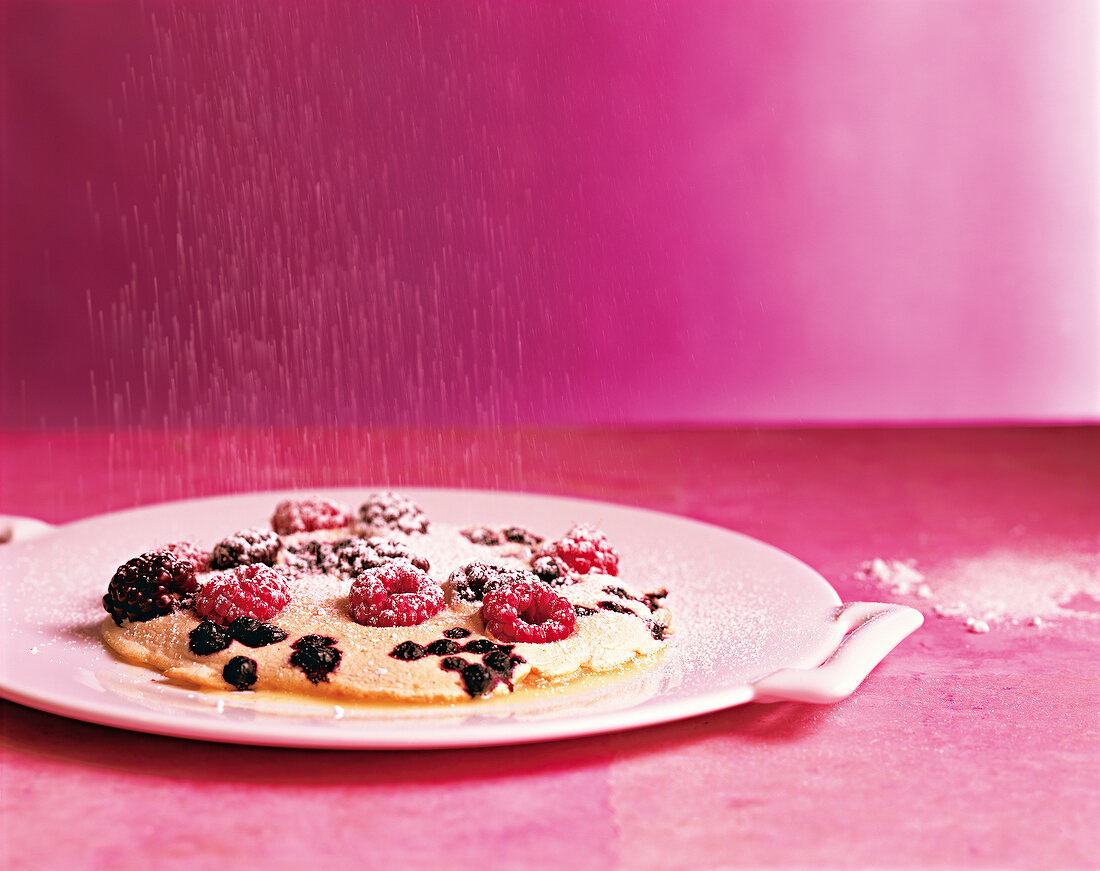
750, 601, 923, 704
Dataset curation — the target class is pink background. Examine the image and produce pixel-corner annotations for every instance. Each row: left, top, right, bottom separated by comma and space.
2, 0, 1097, 428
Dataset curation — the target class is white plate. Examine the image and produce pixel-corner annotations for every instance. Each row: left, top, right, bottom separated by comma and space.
0, 489, 921, 748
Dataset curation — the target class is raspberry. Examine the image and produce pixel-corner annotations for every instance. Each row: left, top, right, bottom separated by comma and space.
538, 524, 619, 576
359, 491, 429, 535
193, 564, 291, 626
223, 656, 258, 690
163, 541, 210, 573
210, 528, 282, 570
348, 563, 444, 627
480, 582, 576, 644
447, 562, 531, 603
103, 551, 199, 625
271, 497, 350, 535
333, 537, 430, 576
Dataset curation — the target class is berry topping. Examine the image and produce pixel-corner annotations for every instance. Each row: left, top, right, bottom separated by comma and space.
461, 526, 501, 546
440, 656, 467, 671
461, 638, 497, 654
483, 648, 520, 673
292, 634, 337, 650
531, 555, 568, 585
228, 617, 288, 648
502, 527, 543, 546
103, 550, 199, 625
359, 491, 430, 535
348, 564, 444, 627
210, 527, 282, 570
537, 524, 619, 576
188, 620, 232, 656
289, 641, 342, 683
425, 639, 460, 656
443, 627, 472, 639
193, 564, 291, 626
334, 537, 430, 576
271, 496, 351, 535
460, 663, 495, 697
389, 640, 428, 661
163, 541, 210, 573
223, 656, 258, 690
643, 588, 669, 612
598, 600, 635, 615
480, 582, 577, 644
447, 562, 531, 603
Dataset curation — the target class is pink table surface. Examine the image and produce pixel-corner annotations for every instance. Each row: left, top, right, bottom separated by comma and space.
1, 426, 1097, 870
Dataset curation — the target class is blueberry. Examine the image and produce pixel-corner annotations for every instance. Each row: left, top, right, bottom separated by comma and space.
482, 649, 513, 673
440, 656, 467, 671
223, 656, 258, 690
598, 600, 634, 615
188, 620, 232, 656
290, 645, 342, 683
229, 617, 288, 648
462, 639, 496, 654
574, 605, 597, 617
425, 639, 460, 656
389, 640, 428, 661
650, 622, 667, 641
443, 627, 472, 640
292, 634, 338, 650
460, 663, 495, 697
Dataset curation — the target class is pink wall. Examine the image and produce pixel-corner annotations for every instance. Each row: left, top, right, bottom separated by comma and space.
2, 1, 1096, 428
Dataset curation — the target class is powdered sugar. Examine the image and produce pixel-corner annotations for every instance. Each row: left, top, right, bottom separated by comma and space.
857, 550, 1100, 632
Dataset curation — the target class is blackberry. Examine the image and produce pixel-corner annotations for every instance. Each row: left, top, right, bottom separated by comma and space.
532, 556, 567, 586
228, 617, 288, 648
210, 528, 281, 570
443, 627, 472, 640
283, 540, 339, 574
223, 656, 258, 690
103, 550, 199, 625
574, 605, 597, 617
333, 537, 430, 576
389, 640, 428, 661
292, 634, 337, 650
447, 562, 531, 603
461, 638, 496, 654
425, 639, 460, 656
502, 527, 543, 546
598, 600, 635, 615
461, 526, 501, 546
460, 663, 494, 697
440, 656, 467, 671
188, 620, 232, 656
359, 491, 430, 535
289, 644, 342, 684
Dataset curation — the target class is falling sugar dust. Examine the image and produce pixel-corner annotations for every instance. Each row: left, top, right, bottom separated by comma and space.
856, 552, 1100, 633
80, 2, 617, 491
